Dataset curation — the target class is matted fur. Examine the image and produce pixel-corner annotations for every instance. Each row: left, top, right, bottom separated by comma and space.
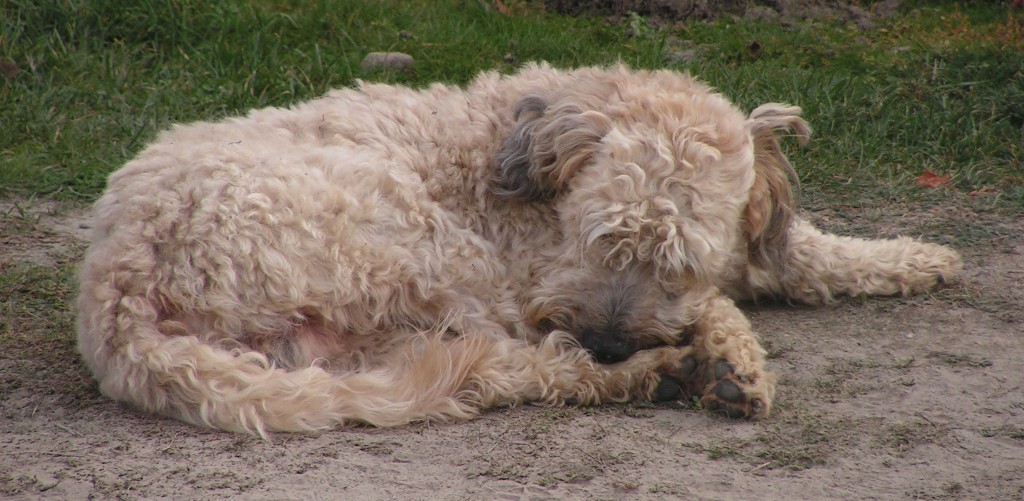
76, 63, 961, 436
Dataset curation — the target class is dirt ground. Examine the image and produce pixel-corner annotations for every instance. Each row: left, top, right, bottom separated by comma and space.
1, 192, 1022, 500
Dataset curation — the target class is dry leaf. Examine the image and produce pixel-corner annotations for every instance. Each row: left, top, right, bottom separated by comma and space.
915, 171, 951, 188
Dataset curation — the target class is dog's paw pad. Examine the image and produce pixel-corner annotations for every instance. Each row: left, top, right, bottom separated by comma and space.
703, 378, 758, 418
707, 401, 749, 419
652, 377, 683, 401
712, 379, 743, 402
701, 387, 758, 419
704, 391, 766, 419
679, 356, 698, 377
697, 358, 773, 420
648, 355, 705, 401
712, 359, 733, 380
656, 355, 706, 396
650, 354, 773, 418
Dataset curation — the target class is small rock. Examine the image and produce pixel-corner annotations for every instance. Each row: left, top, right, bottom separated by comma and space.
361, 52, 414, 72
503, 53, 518, 64
399, 30, 413, 39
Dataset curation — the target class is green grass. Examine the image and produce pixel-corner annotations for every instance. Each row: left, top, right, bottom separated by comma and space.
0, 0, 666, 198
1, 0, 1022, 204
678, 6, 1024, 205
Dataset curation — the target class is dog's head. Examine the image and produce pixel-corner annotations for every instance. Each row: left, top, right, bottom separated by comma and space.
493, 83, 807, 362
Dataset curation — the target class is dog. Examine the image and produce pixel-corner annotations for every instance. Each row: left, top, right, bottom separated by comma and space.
76, 63, 961, 436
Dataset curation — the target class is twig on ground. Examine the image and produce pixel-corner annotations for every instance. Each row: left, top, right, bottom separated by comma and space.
55, 422, 84, 437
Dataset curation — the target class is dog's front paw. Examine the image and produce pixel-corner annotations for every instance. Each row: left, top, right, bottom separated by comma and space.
652, 355, 775, 419
697, 359, 775, 419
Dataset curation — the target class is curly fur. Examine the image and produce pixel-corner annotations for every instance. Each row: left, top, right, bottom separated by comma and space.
76, 63, 962, 437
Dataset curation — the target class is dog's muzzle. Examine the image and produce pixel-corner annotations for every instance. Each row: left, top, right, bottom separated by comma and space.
579, 325, 638, 364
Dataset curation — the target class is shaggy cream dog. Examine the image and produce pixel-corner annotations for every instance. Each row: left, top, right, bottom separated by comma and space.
76, 63, 961, 436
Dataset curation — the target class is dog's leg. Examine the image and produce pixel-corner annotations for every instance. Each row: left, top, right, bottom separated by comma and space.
749, 219, 962, 304
461, 300, 775, 420
458, 331, 738, 411
497, 295, 776, 418
659, 294, 776, 418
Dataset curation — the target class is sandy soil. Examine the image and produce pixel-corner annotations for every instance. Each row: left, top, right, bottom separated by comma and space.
1, 195, 1022, 500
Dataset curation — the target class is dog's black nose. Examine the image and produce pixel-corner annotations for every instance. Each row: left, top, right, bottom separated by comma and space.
579, 326, 637, 364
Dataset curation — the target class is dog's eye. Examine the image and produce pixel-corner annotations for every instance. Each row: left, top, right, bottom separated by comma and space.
537, 318, 557, 333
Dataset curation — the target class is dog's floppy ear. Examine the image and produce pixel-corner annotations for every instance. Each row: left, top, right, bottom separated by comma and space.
744, 104, 810, 264
493, 95, 613, 201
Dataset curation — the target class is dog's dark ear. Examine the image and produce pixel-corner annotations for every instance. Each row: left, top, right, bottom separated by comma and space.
493, 95, 612, 201
744, 104, 810, 264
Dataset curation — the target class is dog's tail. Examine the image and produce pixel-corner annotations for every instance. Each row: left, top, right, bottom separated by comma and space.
744, 104, 811, 264
76, 260, 512, 437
